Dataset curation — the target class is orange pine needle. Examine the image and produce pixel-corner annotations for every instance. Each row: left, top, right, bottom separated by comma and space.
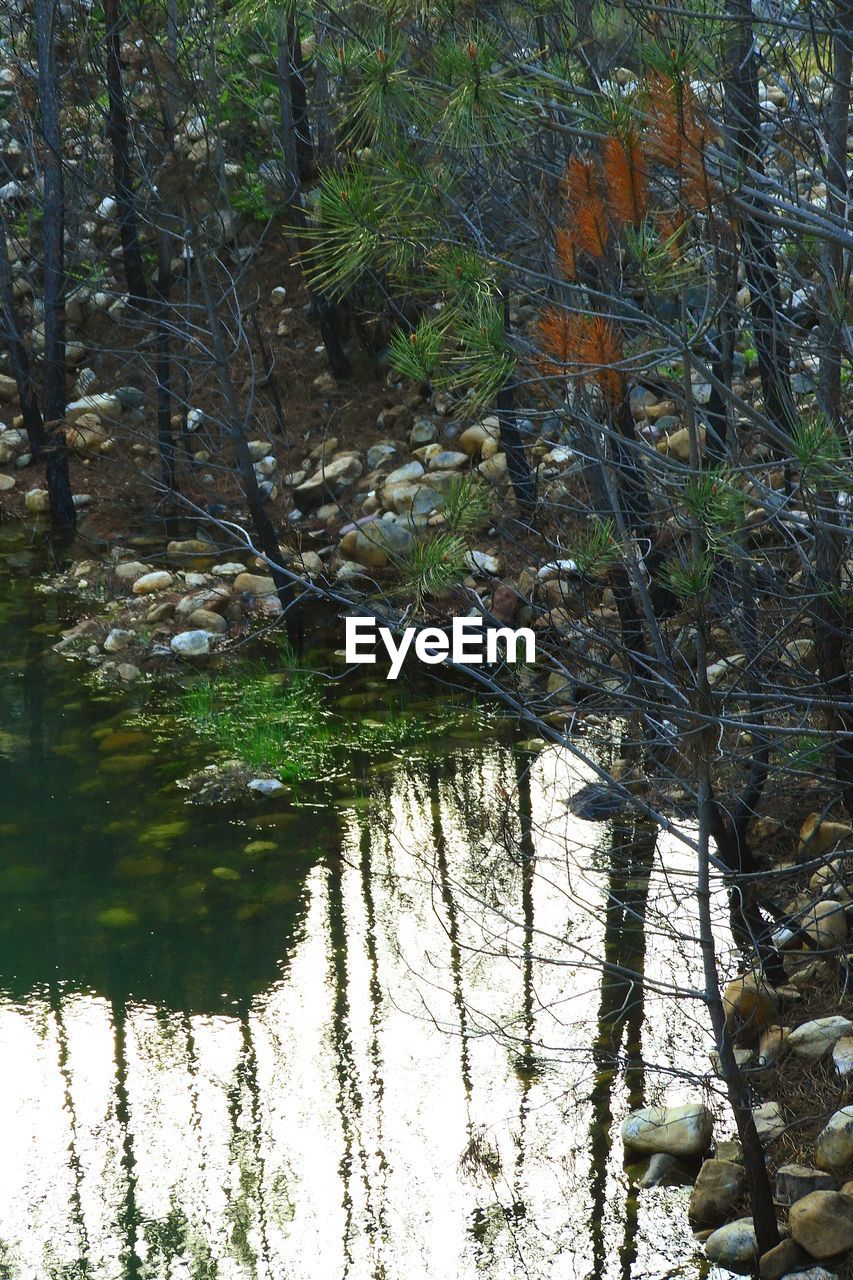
603, 134, 647, 228
564, 157, 608, 258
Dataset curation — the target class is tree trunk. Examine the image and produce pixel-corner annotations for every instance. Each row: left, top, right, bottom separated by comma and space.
818, 2, 852, 422
34, 0, 76, 530
104, 0, 148, 304
0, 218, 47, 460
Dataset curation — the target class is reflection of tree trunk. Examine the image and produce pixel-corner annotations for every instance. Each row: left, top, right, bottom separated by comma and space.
513, 752, 537, 1194
229, 1008, 272, 1272
50, 990, 91, 1264
588, 818, 655, 1280
427, 766, 473, 1112
358, 823, 390, 1225
113, 1004, 142, 1280
327, 856, 369, 1272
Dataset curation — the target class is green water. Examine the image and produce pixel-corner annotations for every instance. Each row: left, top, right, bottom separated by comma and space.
0, 525, 718, 1280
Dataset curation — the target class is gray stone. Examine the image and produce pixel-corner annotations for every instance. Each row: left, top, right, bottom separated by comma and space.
410, 418, 437, 447
753, 1101, 786, 1143
132, 571, 174, 596
776, 1165, 837, 1206
759, 1238, 808, 1280
386, 460, 425, 487
428, 450, 468, 472
366, 442, 397, 469
636, 1152, 688, 1187
294, 454, 363, 505
620, 1102, 713, 1157
247, 778, 287, 797
103, 628, 133, 654
789, 1017, 853, 1063
704, 1218, 759, 1273
789, 1191, 853, 1258
170, 630, 211, 658
689, 1158, 748, 1224
832, 1036, 853, 1079
815, 1107, 853, 1175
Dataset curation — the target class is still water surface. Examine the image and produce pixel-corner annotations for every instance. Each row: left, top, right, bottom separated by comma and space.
0, 526, 723, 1280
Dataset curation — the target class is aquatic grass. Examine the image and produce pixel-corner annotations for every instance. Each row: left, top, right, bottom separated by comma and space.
177, 662, 465, 780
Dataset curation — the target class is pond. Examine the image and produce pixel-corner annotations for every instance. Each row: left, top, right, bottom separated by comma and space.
0, 524, 728, 1280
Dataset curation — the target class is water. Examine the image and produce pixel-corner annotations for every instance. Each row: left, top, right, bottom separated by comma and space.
0, 526, 726, 1280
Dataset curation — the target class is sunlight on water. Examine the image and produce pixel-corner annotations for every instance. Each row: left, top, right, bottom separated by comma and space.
0, 534, 730, 1280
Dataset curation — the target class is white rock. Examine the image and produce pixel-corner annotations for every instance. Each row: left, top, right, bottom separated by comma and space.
104, 629, 133, 653
170, 630, 211, 658
465, 550, 500, 576
132, 571, 173, 595
815, 1105, 853, 1174
832, 1035, 853, 1079
247, 778, 287, 797
620, 1102, 713, 1157
24, 488, 50, 513
753, 1101, 786, 1143
96, 196, 117, 218
788, 1016, 853, 1063
538, 559, 580, 581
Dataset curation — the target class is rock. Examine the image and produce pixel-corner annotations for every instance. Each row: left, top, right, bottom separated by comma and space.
753, 1101, 786, 1143
704, 1218, 759, 1273
64, 393, 121, 423
799, 814, 853, 856
132, 571, 174, 595
478, 453, 509, 485
689, 1159, 748, 1224
710, 1046, 753, 1076
0, 373, 18, 402
466, 550, 500, 576
780, 1270, 840, 1280
776, 1166, 838, 1205
114, 560, 151, 581
386, 460, 425, 487
294, 453, 363, 505
410, 418, 437, 447
636, 1152, 689, 1187
815, 1107, 853, 1176
366, 442, 397, 469
25, 488, 50, 514
723, 973, 779, 1040
620, 1102, 713, 1157
170, 630, 211, 658
789, 1191, 853, 1258
233, 572, 277, 596
166, 539, 212, 557
117, 663, 140, 683
188, 609, 228, 634
382, 482, 442, 517
717, 1140, 744, 1164
113, 386, 145, 410
655, 426, 706, 461
459, 420, 500, 457
66, 412, 106, 452
0, 473, 15, 491
788, 1017, 853, 1063
759, 1238, 808, 1280
428, 450, 467, 472
176, 587, 230, 617
103, 628, 133, 654
339, 521, 414, 569
833, 1036, 853, 1079
247, 778, 287, 797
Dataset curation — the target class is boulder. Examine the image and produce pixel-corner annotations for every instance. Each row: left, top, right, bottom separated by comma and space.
103, 628, 133, 654
170, 630, 211, 658
428, 450, 467, 472
0, 372, 18, 402
620, 1102, 713, 1157
789, 1190, 853, 1258
833, 1036, 853, 1079
294, 453, 363, 506
758, 1025, 790, 1067
753, 1101, 786, 1143
0, 473, 15, 491
247, 778, 287, 797
114, 560, 151, 581
339, 521, 414, 569
776, 1165, 838, 1205
802, 900, 848, 949
187, 609, 227, 634
132, 571, 174, 595
64, 393, 121, 423
704, 1218, 759, 1273
688, 1158, 748, 1224
723, 973, 779, 1040
788, 1017, 853, 1063
24, 488, 50, 514
815, 1107, 853, 1176
759, 1238, 808, 1280
636, 1152, 689, 1187
233, 572, 277, 596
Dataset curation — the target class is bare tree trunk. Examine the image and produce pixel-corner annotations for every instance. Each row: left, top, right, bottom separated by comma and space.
0, 218, 48, 460
104, 0, 149, 304
725, 0, 797, 449
154, 227, 177, 500
34, 0, 76, 530
818, 1, 852, 422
